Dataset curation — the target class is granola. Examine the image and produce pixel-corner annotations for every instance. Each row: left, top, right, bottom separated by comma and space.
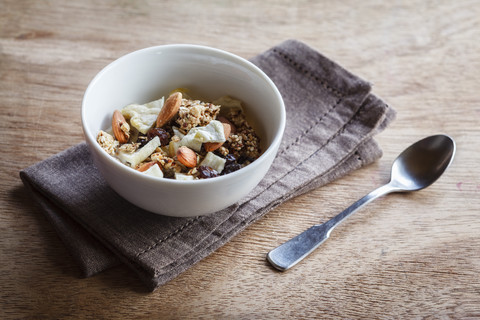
96, 130, 118, 155
176, 99, 220, 133
97, 90, 261, 180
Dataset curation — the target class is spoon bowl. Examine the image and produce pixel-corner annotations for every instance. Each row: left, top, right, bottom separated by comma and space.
267, 134, 456, 271
390, 134, 456, 191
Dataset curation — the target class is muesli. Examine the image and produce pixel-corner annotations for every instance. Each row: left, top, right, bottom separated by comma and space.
96, 89, 261, 180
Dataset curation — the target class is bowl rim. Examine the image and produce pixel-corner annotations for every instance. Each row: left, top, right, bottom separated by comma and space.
81, 43, 286, 185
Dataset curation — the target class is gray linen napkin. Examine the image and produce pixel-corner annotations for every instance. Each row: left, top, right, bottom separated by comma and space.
20, 39, 396, 291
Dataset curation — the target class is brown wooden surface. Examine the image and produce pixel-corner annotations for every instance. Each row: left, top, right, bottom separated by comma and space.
1, 0, 479, 318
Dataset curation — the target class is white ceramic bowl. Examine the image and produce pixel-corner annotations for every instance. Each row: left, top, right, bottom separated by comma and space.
82, 44, 285, 217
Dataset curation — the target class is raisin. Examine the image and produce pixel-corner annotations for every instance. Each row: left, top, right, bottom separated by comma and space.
137, 135, 149, 148
225, 153, 236, 164
163, 168, 175, 179
197, 165, 218, 179
147, 128, 170, 146
222, 162, 242, 175
237, 155, 255, 164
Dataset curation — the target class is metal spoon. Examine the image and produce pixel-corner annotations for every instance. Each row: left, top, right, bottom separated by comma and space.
267, 134, 456, 271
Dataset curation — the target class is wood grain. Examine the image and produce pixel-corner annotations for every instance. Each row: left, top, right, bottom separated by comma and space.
1, 0, 479, 318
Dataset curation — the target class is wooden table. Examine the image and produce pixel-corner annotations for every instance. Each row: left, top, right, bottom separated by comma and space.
2, 1, 479, 318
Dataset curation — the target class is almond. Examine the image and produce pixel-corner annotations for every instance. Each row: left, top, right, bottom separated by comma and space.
137, 161, 158, 172
156, 92, 182, 127
112, 110, 130, 144
204, 119, 233, 152
217, 116, 236, 134
176, 146, 197, 168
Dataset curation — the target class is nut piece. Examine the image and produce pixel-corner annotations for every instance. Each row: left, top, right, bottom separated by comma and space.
112, 110, 130, 144
176, 146, 197, 168
156, 92, 182, 127
217, 116, 236, 134
137, 161, 158, 172
204, 117, 233, 152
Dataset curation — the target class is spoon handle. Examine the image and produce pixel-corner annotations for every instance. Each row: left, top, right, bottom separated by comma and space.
267, 184, 394, 271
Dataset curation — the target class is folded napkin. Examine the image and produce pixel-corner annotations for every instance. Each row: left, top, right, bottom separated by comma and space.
20, 39, 395, 291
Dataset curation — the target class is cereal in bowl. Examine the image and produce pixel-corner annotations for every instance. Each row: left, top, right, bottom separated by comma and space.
96, 90, 261, 180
